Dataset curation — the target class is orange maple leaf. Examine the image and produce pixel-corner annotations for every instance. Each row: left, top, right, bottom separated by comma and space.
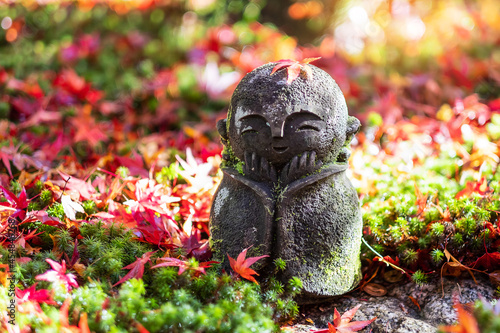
59, 298, 91, 333
439, 302, 480, 333
270, 57, 321, 84
455, 177, 491, 199
0, 264, 9, 287
414, 183, 428, 215
227, 247, 269, 284
313, 304, 377, 333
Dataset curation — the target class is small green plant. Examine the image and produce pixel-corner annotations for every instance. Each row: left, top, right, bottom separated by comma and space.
10, 179, 21, 194
40, 189, 53, 206
430, 222, 445, 237
274, 258, 286, 271
412, 270, 428, 286
156, 164, 181, 184
402, 249, 418, 265
46, 202, 65, 220
431, 249, 444, 264
54, 228, 75, 255
82, 200, 97, 215
287, 276, 303, 294
116, 166, 130, 178
474, 298, 500, 333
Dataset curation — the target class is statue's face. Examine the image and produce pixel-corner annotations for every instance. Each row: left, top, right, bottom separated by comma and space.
230, 100, 338, 168
225, 62, 349, 169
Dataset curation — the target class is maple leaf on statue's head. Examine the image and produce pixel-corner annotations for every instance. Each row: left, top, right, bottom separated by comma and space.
270, 57, 321, 84
227, 247, 269, 284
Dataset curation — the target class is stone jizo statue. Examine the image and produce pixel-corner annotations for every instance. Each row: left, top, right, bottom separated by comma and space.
209, 60, 362, 301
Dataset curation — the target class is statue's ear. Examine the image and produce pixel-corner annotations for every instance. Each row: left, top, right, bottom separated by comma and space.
346, 116, 361, 138
336, 116, 360, 163
217, 118, 229, 142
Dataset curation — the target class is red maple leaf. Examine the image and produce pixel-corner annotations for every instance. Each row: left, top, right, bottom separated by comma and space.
438, 206, 451, 222
15, 229, 43, 249
70, 107, 109, 148
180, 228, 211, 260
0, 185, 29, 219
113, 251, 157, 287
471, 251, 500, 271
0, 145, 14, 177
53, 69, 103, 104
30, 210, 62, 227
134, 225, 177, 248
39, 132, 66, 163
16, 257, 32, 264
35, 259, 79, 291
57, 171, 96, 201
489, 97, 500, 111
124, 178, 180, 221
270, 57, 321, 84
484, 222, 500, 237
20, 110, 62, 128
312, 304, 377, 333
151, 257, 219, 276
115, 153, 149, 178
16, 283, 55, 305
227, 247, 269, 284
373, 255, 400, 267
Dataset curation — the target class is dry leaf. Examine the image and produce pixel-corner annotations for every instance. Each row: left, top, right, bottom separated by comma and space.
383, 269, 404, 283
488, 270, 500, 286
441, 249, 479, 297
61, 194, 85, 221
408, 296, 421, 311
363, 283, 387, 296
442, 262, 464, 277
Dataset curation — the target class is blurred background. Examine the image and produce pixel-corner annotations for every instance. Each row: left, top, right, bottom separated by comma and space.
2, 1, 500, 306
0, 0, 499, 156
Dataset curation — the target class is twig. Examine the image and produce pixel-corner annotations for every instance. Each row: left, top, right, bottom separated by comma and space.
361, 237, 408, 275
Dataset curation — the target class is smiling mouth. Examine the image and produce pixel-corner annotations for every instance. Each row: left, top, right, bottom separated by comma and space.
273, 146, 289, 153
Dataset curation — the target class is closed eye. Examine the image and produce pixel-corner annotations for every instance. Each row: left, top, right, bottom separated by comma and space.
298, 125, 320, 131
285, 111, 325, 134
242, 128, 258, 134
240, 114, 267, 135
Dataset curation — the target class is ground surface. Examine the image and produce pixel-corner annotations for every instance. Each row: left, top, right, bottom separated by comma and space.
289, 276, 495, 332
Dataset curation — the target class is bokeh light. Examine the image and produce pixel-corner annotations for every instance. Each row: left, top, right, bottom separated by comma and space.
1, 16, 12, 30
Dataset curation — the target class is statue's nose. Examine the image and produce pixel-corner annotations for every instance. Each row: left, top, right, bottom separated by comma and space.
271, 122, 285, 138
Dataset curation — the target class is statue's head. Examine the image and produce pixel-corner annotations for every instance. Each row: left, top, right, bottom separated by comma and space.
218, 62, 359, 169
